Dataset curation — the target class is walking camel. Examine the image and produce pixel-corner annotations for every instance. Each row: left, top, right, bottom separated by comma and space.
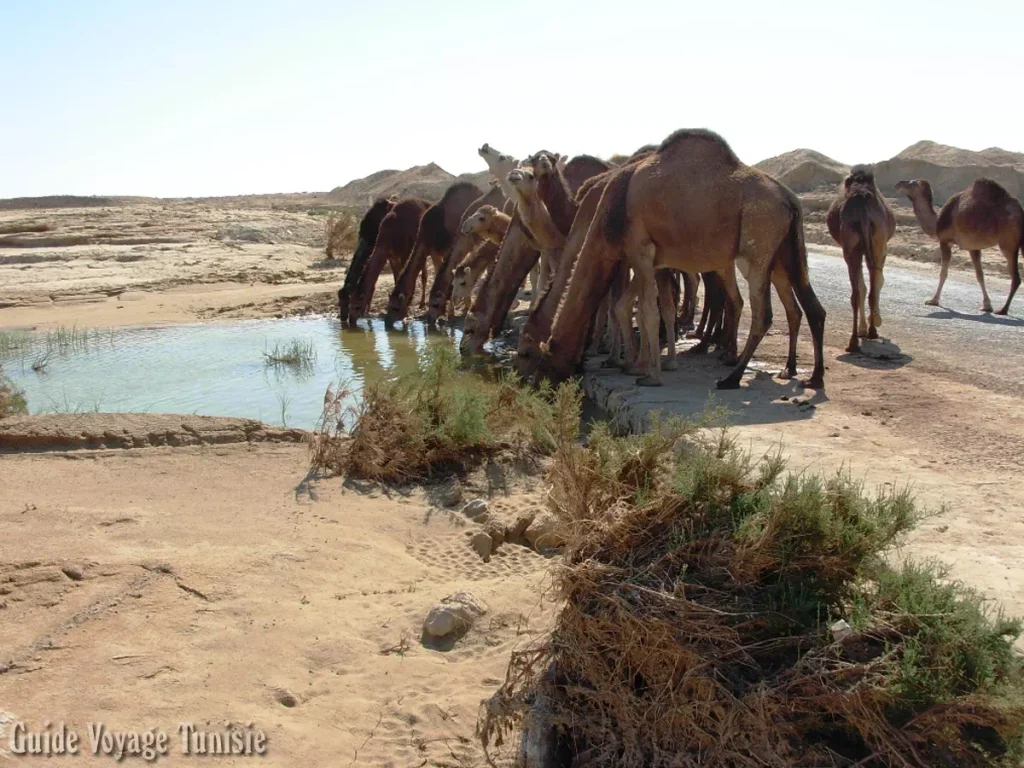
896, 178, 1023, 315
827, 166, 897, 352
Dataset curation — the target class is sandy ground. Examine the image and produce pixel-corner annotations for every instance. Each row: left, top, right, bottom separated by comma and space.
2, 196, 1023, 765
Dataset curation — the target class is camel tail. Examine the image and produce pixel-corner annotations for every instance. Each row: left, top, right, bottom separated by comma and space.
780, 200, 827, 387
601, 164, 640, 245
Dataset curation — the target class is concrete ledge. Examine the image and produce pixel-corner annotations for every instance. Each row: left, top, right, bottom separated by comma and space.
0, 413, 307, 453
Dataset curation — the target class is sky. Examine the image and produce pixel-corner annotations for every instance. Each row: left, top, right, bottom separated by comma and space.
2, 0, 1022, 198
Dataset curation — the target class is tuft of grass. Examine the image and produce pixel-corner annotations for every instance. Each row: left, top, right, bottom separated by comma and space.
309, 343, 560, 481
0, 364, 28, 418
262, 339, 316, 374
481, 404, 1024, 768
324, 213, 358, 260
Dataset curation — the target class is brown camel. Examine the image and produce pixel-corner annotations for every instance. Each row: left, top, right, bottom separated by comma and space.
337, 196, 396, 323
537, 129, 825, 390
895, 178, 1023, 315
827, 166, 897, 352
508, 168, 565, 308
461, 155, 613, 355
516, 154, 654, 381
384, 181, 483, 324
424, 183, 507, 325
348, 198, 430, 321
448, 206, 509, 314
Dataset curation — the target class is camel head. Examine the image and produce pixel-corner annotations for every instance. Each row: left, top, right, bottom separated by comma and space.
478, 143, 518, 171
515, 329, 544, 381
461, 205, 496, 236
532, 153, 557, 179
507, 168, 539, 201
895, 179, 933, 206
384, 292, 405, 326
844, 165, 876, 190
533, 338, 573, 384
450, 266, 474, 307
459, 310, 487, 354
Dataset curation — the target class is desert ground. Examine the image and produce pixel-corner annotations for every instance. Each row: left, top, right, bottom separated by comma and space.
2, 193, 1023, 765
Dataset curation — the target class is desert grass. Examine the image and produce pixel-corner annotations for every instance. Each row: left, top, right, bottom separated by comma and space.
308, 343, 559, 481
480, 395, 1024, 768
324, 213, 358, 260
0, 364, 28, 418
262, 339, 316, 374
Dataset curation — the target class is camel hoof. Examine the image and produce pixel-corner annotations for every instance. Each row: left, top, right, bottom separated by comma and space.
846, 343, 860, 354
995, 308, 1010, 316
777, 368, 796, 381
662, 359, 679, 371
924, 298, 939, 307
715, 377, 741, 390
803, 375, 824, 389
867, 327, 879, 340
636, 375, 662, 387
981, 305, 993, 313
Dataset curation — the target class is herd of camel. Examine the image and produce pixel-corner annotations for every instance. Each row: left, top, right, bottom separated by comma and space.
336, 129, 1024, 390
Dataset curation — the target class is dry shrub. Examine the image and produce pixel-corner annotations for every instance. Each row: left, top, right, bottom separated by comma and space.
480, 405, 1024, 767
325, 213, 358, 259
308, 344, 561, 481
0, 364, 27, 418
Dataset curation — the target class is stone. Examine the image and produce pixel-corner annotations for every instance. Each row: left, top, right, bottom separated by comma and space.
461, 499, 489, 519
422, 591, 488, 639
61, 566, 84, 582
506, 512, 536, 542
484, 523, 505, 550
523, 513, 566, 551
443, 479, 464, 508
470, 532, 493, 561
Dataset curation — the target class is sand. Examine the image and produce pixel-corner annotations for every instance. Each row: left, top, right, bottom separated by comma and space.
3, 195, 1024, 765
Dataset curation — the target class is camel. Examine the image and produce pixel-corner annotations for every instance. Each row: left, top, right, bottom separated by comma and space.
424, 183, 507, 325
827, 166, 897, 352
536, 129, 825, 390
478, 144, 523, 213
507, 168, 566, 308
516, 154, 654, 381
383, 182, 483, 324
348, 198, 430, 322
448, 206, 510, 314
461, 155, 614, 355
895, 177, 1023, 315
337, 196, 396, 323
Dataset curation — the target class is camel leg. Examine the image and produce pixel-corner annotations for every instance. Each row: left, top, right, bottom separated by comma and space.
589, 293, 610, 355
846, 253, 863, 354
616, 274, 641, 374
926, 243, 952, 307
771, 268, 802, 380
634, 250, 662, 387
531, 253, 550, 311
857, 268, 869, 337
718, 263, 772, 390
995, 243, 1021, 316
717, 266, 743, 365
867, 266, 883, 339
968, 250, 994, 313
656, 271, 678, 371
679, 272, 698, 332
603, 265, 628, 368
528, 264, 539, 300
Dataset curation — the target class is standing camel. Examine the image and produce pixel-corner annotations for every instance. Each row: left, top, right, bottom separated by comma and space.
536, 129, 825, 390
827, 166, 897, 352
896, 178, 1023, 315
337, 196, 396, 323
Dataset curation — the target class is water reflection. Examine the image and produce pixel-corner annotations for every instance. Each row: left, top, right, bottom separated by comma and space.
2, 316, 463, 430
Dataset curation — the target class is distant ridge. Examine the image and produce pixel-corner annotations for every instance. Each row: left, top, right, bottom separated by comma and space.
327, 163, 492, 207
754, 149, 849, 193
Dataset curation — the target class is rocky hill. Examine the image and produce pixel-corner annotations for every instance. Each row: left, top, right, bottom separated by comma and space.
326, 163, 491, 207
872, 140, 1024, 202
754, 149, 849, 193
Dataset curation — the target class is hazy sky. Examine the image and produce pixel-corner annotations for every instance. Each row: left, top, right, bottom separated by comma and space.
3, 0, 1022, 198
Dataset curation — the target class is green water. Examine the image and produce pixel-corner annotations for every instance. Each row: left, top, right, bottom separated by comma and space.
1, 317, 462, 430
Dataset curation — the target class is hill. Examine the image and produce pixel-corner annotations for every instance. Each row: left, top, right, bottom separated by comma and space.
873, 140, 1024, 202
754, 149, 849, 193
326, 164, 491, 207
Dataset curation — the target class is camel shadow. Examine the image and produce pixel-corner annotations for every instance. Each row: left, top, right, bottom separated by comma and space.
923, 308, 1024, 327
836, 338, 912, 371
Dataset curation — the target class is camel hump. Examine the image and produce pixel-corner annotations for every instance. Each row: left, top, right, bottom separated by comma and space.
969, 178, 1013, 204
602, 165, 640, 245
442, 180, 484, 203
657, 128, 740, 166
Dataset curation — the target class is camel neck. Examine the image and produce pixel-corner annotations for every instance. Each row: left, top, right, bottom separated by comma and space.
910, 196, 939, 238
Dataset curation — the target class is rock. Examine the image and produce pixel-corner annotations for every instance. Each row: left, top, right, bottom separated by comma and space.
61, 566, 84, 582
273, 688, 299, 708
506, 512, 536, 542
830, 619, 853, 643
443, 479, 464, 508
422, 592, 488, 639
461, 499, 489, 519
524, 513, 566, 551
470, 532, 493, 561
485, 523, 505, 550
